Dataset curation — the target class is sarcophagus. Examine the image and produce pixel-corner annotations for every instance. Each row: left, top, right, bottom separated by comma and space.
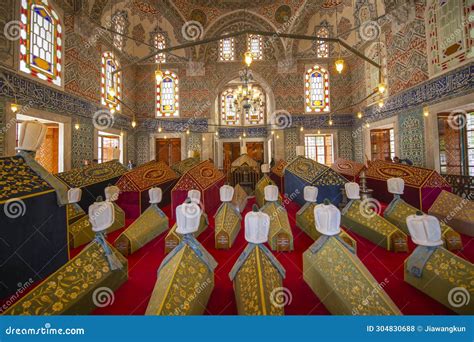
232, 184, 248, 213
214, 185, 241, 249
303, 201, 401, 315
114, 188, 169, 256
229, 206, 286, 315
403, 213, 473, 315
384, 178, 462, 251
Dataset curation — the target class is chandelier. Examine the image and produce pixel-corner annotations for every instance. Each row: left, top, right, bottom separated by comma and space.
232, 68, 264, 114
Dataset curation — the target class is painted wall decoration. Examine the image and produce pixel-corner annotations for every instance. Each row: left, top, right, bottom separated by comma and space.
338, 129, 354, 160
398, 107, 425, 167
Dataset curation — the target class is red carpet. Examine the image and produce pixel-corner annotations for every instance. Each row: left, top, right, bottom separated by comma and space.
82, 197, 474, 315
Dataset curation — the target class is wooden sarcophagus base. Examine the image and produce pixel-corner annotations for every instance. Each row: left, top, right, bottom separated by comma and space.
296, 202, 357, 252
146, 240, 216, 315
230, 244, 285, 315
404, 246, 474, 315
384, 197, 462, 251
261, 202, 294, 252
303, 236, 401, 315
114, 204, 169, 256
164, 213, 208, 254
342, 200, 408, 252
214, 203, 241, 249
5, 241, 128, 315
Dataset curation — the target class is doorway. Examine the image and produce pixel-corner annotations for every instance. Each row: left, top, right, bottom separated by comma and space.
246, 142, 264, 164
223, 142, 241, 172
370, 128, 395, 161
156, 138, 181, 165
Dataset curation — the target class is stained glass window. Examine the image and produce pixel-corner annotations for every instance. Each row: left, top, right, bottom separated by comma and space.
316, 27, 329, 58
157, 71, 179, 117
153, 33, 166, 63
245, 86, 264, 125
305, 65, 330, 113
111, 11, 127, 51
247, 34, 263, 60
101, 52, 121, 111
221, 88, 239, 125
427, 0, 472, 75
219, 37, 235, 61
19, 0, 63, 86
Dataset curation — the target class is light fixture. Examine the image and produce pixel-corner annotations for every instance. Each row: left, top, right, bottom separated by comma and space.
239, 135, 242, 140
357, 111, 363, 119
215, 131, 218, 136
186, 129, 190, 135
164, 135, 167, 139
108, 87, 116, 98
244, 51, 253, 67
74, 122, 80, 130
365, 122, 370, 128
423, 107, 429, 117
378, 99, 384, 108
271, 130, 274, 135
158, 126, 162, 133
202, 136, 206, 141
120, 129, 124, 137
328, 118, 333, 126
378, 82, 386, 94
110, 107, 116, 114
243, 131, 247, 138
300, 126, 304, 132
131, 115, 137, 128
10, 103, 18, 113
335, 59, 344, 74
317, 130, 321, 134
276, 135, 280, 139
155, 68, 163, 84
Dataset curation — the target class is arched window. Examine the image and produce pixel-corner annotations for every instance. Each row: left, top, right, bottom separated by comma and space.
111, 11, 127, 51
19, 0, 63, 86
366, 42, 388, 98
316, 27, 329, 58
221, 88, 239, 125
101, 52, 121, 111
305, 65, 330, 113
157, 71, 179, 117
153, 33, 166, 63
244, 85, 264, 125
247, 34, 263, 60
219, 37, 235, 61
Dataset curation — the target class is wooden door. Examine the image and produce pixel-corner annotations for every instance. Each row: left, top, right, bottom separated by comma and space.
156, 138, 181, 165
36, 125, 59, 173
246, 142, 264, 164
223, 142, 240, 172
370, 129, 391, 161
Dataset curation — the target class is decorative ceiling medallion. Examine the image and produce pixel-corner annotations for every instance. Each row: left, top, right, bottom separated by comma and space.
275, 5, 292, 24
190, 9, 207, 27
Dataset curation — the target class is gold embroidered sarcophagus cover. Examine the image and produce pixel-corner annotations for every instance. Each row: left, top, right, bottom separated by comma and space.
303, 201, 401, 315
260, 185, 293, 252
215, 185, 241, 249
229, 207, 286, 315
255, 175, 281, 208
171, 157, 200, 176
428, 190, 474, 237
146, 200, 217, 315
403, 213, 473, 315
232, 183, 248, 212
296, 186, 356, 251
